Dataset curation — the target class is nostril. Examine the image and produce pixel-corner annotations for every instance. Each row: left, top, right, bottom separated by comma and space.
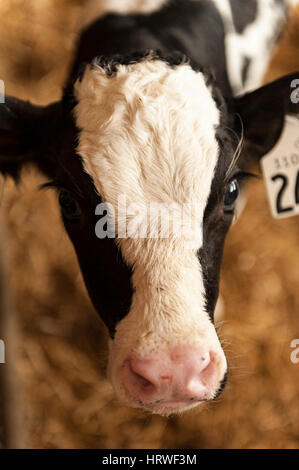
200, 352, 210, 370
183, 353, 215, 397
198, 353, 215, 386
132, 370, 153, 389
129, 359, 156, 392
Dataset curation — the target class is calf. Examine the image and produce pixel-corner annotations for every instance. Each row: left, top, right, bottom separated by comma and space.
0, 0, 298, 415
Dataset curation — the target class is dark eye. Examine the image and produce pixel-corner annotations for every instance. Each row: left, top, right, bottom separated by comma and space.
223, 178, 239, 212
58, 189, 82, 221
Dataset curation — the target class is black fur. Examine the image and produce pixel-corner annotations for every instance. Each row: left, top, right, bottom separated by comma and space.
229, 0, 257, 33
68, 0, 232, 96
92, 50, 190, 76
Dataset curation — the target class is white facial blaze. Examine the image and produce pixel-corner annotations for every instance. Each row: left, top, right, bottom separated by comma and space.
74, 58, 225, 407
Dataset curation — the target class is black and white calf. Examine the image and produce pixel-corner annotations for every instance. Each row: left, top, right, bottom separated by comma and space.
0, 0, 298, 415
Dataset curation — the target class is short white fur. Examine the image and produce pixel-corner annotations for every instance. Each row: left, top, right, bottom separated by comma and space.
74, 57, 226, 410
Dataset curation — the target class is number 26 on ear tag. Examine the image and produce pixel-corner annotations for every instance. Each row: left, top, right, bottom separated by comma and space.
261, 115, 299, 219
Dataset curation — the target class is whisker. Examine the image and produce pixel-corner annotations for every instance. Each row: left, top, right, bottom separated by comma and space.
224, 113, 244, 181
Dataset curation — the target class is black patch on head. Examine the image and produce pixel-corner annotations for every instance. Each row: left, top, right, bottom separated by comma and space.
229, 0, 258, 34
67, 0, 233, 96
92, 50, 190, 76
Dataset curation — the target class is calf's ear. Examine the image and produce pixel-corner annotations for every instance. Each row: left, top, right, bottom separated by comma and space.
229, 72, 299, 168
0, 96, 62, 180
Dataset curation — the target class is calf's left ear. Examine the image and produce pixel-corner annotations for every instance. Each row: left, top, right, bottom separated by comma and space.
229, 72, 299, 167
0, 96, 62, 180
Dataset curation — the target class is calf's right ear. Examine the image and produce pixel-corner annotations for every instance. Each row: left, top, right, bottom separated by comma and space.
0, 96, 62, 180
229, 72, 299, 168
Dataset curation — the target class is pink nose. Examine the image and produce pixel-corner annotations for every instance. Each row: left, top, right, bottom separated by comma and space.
121, 345, 225, 409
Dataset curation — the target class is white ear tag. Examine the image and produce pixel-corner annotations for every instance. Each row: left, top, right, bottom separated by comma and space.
261, 115, 299, 219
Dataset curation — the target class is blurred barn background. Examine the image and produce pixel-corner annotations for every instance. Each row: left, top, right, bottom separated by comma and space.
0, 0, 299, 449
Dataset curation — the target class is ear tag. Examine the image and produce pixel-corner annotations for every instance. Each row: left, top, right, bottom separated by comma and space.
261, 115, 299, 219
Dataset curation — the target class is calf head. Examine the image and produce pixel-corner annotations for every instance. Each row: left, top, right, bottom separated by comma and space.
0, 52, 298, 414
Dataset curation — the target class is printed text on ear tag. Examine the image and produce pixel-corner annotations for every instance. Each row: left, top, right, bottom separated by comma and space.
261, 115, 299, 219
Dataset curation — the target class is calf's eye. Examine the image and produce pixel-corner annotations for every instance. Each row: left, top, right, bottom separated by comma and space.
58, 189, 82, 221
223, 179, 239, 212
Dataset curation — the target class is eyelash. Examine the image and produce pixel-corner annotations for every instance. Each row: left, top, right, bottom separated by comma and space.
225, 170, 258, 185
39, 180, 84, 200
39, 180, 62, 191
